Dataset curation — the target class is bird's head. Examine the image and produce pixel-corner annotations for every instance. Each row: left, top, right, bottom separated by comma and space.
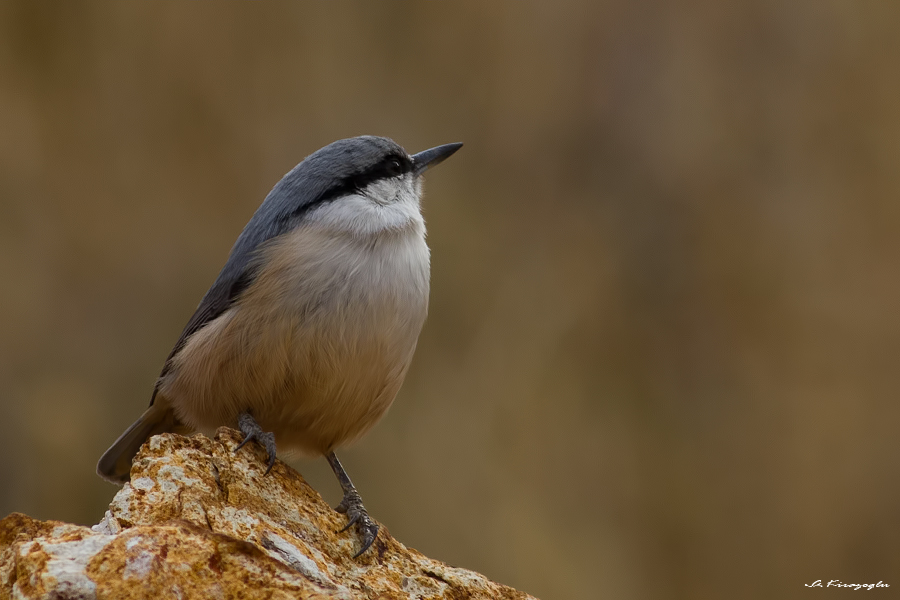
270, 136, 462, 237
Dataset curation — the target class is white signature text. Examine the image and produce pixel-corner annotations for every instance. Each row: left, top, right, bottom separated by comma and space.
805, 580, 890, 591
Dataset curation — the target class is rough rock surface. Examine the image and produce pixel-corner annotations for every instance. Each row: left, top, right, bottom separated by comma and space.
0, 429, 536, 599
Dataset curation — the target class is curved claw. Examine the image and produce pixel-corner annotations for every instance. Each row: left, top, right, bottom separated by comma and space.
339, 512, 360, 533
352, 520, 379, 558
264, 449, 277, 475
234, 434, 254, 452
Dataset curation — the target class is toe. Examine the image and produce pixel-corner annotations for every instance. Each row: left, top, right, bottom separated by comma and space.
353, 520, 379, 558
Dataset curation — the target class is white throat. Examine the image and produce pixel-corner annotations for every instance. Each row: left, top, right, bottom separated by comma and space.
305, 174, 425, 238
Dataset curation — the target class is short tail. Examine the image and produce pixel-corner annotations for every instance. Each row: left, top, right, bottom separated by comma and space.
96, 400, 183, 484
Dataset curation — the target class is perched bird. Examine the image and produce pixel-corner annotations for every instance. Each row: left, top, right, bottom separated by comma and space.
97, 136, 462, 556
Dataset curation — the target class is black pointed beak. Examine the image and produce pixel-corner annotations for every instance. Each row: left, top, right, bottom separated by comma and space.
411, 142, 463, 176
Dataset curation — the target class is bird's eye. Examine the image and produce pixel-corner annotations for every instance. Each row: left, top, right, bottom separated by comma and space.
389, 158, 402, 174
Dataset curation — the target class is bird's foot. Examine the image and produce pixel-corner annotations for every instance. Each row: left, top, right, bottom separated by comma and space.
235, 412, 277, 474
335, 488, 379, 558
326, 451, 379, 557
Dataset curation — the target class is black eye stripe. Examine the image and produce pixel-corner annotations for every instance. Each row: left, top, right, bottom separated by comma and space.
284, 153, 412, 222
348, 154, 412, 188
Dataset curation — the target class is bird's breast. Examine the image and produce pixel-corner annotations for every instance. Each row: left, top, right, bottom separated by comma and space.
162, 222, 430, 453
254, 222, 431, 331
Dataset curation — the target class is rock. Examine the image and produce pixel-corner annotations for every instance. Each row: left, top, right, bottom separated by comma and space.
0, 429, 536, 599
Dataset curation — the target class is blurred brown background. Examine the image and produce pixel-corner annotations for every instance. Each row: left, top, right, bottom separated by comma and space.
2, 2, 899, 598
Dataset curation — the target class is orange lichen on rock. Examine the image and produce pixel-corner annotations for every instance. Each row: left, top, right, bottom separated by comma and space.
0, 429, 536, 599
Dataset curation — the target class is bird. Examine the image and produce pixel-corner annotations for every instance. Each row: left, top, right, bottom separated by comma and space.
97, 135, 462, 557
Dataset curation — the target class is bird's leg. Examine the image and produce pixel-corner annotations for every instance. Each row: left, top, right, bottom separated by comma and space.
235, 412, 277, 474
326, 451, 379, 557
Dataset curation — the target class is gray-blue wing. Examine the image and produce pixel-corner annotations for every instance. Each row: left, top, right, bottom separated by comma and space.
149, 187, 313, 403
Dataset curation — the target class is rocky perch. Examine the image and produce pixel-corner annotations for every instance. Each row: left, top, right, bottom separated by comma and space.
0, 429, 535, 599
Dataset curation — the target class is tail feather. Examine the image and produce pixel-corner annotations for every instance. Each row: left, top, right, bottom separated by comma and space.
97, 402, 182, 484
